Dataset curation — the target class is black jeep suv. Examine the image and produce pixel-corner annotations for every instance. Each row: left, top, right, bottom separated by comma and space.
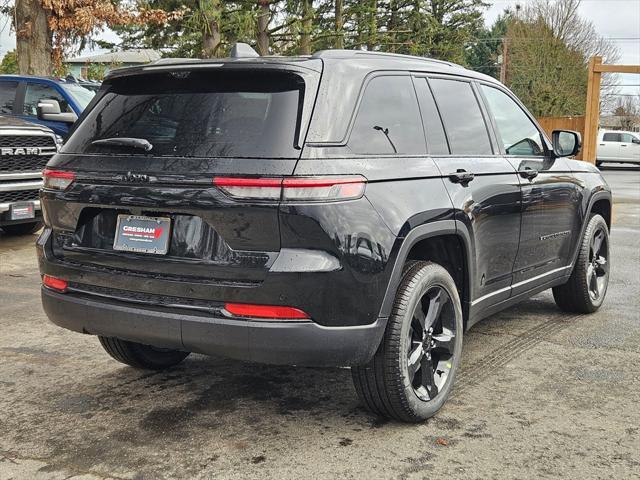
38, 48, 611, 422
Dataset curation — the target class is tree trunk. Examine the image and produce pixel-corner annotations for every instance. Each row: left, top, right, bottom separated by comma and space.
367, 0, 377, 51
256, 0, 270, 56
202, 20, 221, 58
335, 0, 344, 49
15, 0, 52, 75
299, 0, 313, 55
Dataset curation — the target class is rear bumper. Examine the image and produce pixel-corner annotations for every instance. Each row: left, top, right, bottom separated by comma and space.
41, 287, 386, 367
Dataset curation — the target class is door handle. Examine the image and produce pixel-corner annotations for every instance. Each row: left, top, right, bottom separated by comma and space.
519, 167, 539, 180
621, 144, 627, 147
449, 169, 475, 185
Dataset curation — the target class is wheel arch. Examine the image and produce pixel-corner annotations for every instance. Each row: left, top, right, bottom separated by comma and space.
378, 220, 474, 329
569, 190, 612, 269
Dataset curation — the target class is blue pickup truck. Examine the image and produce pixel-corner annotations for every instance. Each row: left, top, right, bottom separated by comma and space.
0, 75, 95, 136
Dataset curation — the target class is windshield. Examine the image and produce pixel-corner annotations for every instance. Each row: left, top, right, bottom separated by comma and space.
61, 84, 96, 111
63, 70, 305, 158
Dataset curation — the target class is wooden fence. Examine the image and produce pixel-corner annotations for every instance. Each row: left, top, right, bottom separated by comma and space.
536, 116, 586, 160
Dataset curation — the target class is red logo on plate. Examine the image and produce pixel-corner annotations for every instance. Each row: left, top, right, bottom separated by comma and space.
154, 227, 164, 239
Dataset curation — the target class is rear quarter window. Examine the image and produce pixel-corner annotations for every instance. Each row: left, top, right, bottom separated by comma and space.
347, 75, 426, 155
63, 70, 305, 159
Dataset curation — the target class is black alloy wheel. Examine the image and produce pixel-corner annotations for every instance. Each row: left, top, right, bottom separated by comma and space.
407, 286, 457, 402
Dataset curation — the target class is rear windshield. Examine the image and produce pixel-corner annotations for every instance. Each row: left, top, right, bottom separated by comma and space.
63, 70, 304, 158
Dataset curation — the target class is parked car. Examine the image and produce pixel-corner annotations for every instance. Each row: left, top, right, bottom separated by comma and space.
38, 46, 612, 422
0, 75, 95, 136
596, 129, 640, 167
0, 115, 58, 235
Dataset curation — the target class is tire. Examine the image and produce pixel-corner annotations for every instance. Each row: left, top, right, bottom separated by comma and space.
553, 214, 610, 313
98, 336, 190, 370
1, 221, 43, 236
352, 261, 463, 422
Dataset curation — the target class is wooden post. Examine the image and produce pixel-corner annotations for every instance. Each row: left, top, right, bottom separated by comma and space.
583, 56, 602, 164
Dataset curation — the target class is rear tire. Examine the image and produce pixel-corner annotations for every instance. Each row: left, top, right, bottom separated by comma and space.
553, 214, 610, 313
352, 261, 463, 422
98, 336, 190, 370
1, 221, 42, 236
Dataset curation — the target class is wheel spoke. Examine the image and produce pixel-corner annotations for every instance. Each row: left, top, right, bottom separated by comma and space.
424, 289, 446, 329
587, 264, 599, 297
432, 332, 455, 354
407, 343, 424, 379
420, 356, 438, 399
413, 301, 426, 330
592, 230, 604, 257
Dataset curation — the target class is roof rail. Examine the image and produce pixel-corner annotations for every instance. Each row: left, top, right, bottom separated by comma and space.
311, 49, 456, 67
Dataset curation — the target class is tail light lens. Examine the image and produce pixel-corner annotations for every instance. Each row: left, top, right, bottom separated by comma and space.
213, 176, 366, 202
42, 275, 68, 293
224, 303, 309, 320
213, 177, 282, 200
43, 169, 75, 190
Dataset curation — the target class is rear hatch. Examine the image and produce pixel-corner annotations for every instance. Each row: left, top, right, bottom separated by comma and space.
42, 62, 321, 283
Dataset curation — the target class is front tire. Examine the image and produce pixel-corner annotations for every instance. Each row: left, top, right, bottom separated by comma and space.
98, 336, 190, 370
553, 214, 610, 313
1, 221, 43, 236
352, 261, 463, 422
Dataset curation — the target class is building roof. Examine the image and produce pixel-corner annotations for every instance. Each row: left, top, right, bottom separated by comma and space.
66, 49, 161, 65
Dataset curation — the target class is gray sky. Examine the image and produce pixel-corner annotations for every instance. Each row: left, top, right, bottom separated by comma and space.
1, 0, 639, 93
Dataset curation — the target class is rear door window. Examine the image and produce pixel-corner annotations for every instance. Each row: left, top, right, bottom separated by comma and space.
429, 78, 493, 155
63, 70, 305, 158
23, 83, 72, 116
348, 75, 426, 155
602, 133, 621, 142
414, 78, 449, 155
0, 81, 17, 114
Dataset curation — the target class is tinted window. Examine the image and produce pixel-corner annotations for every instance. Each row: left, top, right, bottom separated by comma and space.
481, 85, 544, 156
0, 81, 17, 114
429, 79, 492, 155
414, 78, 449, 155
348, 76, 425, 155
602, 132, 621, 142
24, 83, 72, 116
64, 70, 304, 158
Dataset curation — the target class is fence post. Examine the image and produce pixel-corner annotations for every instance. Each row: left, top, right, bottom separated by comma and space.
583, 56, 602, 164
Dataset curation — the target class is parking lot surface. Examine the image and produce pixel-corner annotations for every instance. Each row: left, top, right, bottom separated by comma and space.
1, 168, 639, 480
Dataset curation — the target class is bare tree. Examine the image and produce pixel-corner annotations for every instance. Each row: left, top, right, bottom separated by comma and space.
613, 95, 640, 131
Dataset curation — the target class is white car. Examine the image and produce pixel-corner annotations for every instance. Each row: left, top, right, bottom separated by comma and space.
596, 130, 640, 167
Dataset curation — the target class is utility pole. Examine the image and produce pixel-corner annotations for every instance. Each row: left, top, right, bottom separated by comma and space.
499, 37, 508, 84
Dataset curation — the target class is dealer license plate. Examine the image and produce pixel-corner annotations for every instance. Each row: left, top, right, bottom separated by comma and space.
10, 202, 35, 220
113, 215, 171, 255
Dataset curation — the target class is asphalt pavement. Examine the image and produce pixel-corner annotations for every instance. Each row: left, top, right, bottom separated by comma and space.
0, 167, 638, 479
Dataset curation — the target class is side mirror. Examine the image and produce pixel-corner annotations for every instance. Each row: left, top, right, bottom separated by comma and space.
552, 130, 581, 157
632, 138, 640, 145
37, 100, 78, 124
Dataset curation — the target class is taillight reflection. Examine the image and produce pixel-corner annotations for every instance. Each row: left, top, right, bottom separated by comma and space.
43, 169, 75, 191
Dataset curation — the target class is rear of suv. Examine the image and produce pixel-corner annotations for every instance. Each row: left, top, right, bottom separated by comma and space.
39, 48, 611, 422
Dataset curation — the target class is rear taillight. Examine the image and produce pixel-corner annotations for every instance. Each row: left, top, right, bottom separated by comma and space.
43, 169, 75, 190
213, 176, 366, 202
42, 275, 68, 293
223, 303, 309, 320
213, 177, 282, 200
